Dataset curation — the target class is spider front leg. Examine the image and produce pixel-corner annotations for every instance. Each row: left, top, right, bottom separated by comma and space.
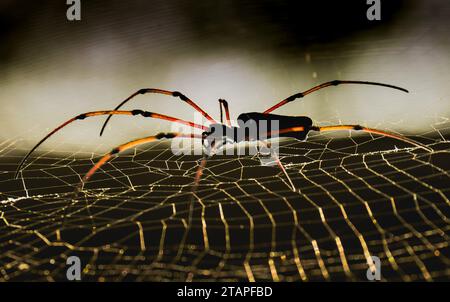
100, 88, 217, 136
58, 132, 203, 229
15, 110, 207, 178
191, 137, 221, 198
76, 132, 205, 193
218, 99, 231, 127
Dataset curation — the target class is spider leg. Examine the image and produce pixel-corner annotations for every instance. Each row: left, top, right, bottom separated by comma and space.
264, 125, 431, 152
175, 139, 220, 261
310, 124, 433, 152
258, 140, 296, 192
193, 157, 208, 194
192, 139, 219, 189
58, 132, 203, 229
76, 132, 204, 193
265, 124, 431, 152
100, 89, 217, 136
190, 135, 228, 199
15, 110, 207, 178
264, 80, 409, 113
218, 99, 231, 127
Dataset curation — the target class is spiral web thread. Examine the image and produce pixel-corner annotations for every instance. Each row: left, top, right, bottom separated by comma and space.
0, 118, 449, 281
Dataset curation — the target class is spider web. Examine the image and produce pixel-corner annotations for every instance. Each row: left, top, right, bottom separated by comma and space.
0, 118, 449, 282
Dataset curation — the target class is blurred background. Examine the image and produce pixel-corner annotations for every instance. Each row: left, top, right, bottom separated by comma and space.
1, 0, 449, 151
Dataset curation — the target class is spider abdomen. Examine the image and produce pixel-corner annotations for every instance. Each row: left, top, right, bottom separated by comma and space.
236, 112, 312, 141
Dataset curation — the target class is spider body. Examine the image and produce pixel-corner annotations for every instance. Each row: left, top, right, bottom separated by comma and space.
15, 80, 432, 194
205, 113, 313, 146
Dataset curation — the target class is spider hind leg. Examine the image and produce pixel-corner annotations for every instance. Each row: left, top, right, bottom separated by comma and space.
312, 124, 432, 152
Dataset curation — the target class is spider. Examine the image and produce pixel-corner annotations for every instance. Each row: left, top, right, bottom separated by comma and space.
15, 80, 431, 193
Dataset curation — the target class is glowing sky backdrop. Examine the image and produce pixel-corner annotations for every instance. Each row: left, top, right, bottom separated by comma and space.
1, 0, 449, 151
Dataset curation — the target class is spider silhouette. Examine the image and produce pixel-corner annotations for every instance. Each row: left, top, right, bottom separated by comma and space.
15, 80, 431, 192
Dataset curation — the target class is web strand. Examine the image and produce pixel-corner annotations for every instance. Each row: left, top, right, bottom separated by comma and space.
0, 119, 448, 281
